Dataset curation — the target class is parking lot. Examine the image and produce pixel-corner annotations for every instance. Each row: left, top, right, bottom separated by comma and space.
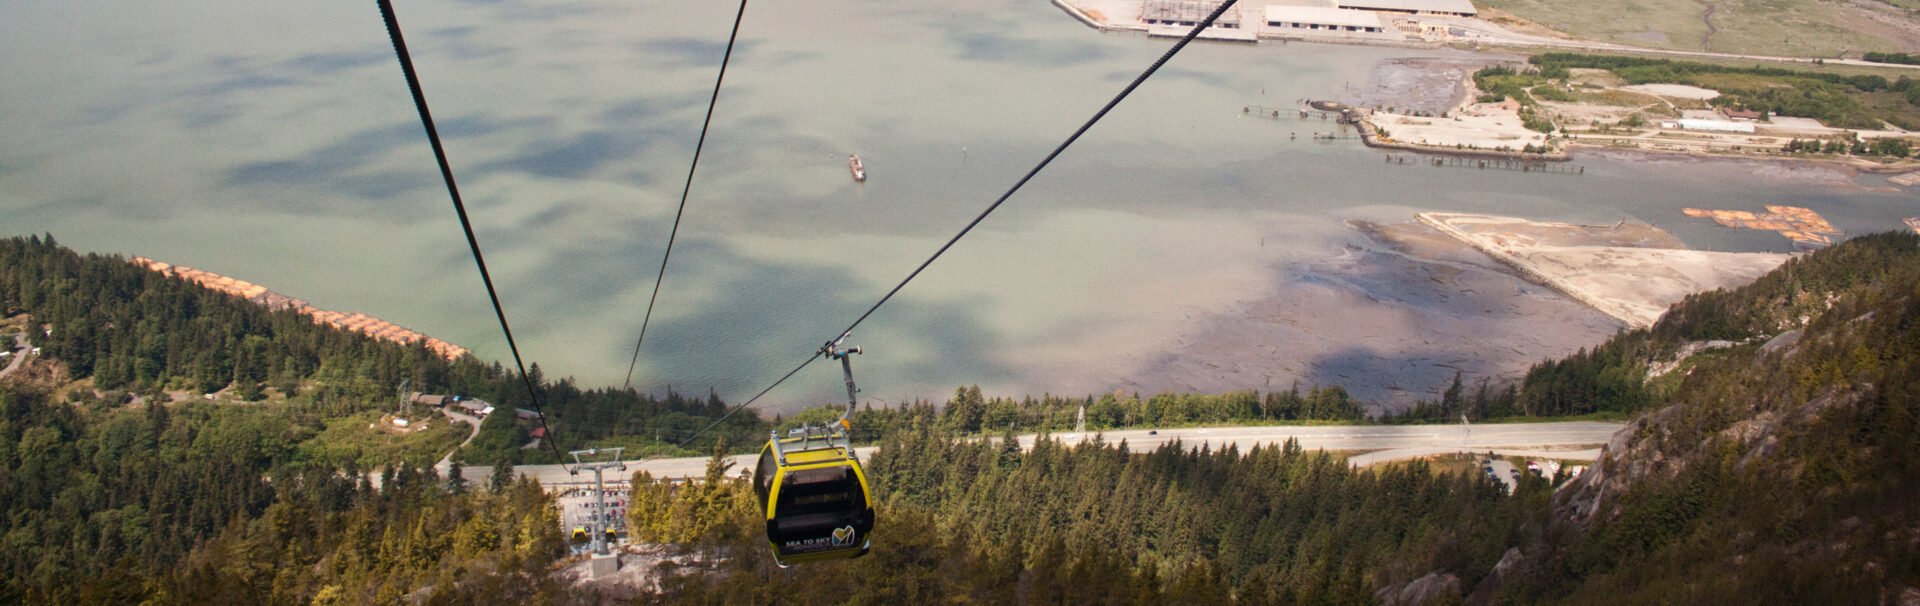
1482, 459, 1519, 494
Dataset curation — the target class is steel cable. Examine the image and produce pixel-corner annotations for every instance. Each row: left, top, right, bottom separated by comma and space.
623, 0, 752, 390
376, 0, 566, 464
677, 0, 1240, 442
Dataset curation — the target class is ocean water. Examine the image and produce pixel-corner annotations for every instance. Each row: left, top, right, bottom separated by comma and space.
2, 0, 1912, 410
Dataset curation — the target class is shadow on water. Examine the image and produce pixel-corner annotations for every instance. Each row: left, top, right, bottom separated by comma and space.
633, 38, 767, 68
944, 25, 1116, 65
225, 123, 438, 206
621, 248, 1012, 404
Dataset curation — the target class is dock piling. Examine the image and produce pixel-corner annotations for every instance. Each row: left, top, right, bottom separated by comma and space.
1386, 154, 1583, 175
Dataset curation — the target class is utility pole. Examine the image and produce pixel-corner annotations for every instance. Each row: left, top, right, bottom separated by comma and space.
569, 448, 627, 556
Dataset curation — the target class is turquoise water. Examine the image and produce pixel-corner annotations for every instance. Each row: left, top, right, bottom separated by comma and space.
2, 0, 1913, 409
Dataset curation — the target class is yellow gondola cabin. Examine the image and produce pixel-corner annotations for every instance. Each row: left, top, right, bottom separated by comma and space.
753, 424, 874, 566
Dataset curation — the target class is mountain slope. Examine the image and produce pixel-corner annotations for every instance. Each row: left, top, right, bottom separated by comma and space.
1492, 232, 1920, 603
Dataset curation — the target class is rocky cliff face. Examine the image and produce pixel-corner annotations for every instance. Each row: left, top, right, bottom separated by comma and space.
1553, 383, 1865, 535
1455, 233, 1920, 604
1375, 571, 1463, 606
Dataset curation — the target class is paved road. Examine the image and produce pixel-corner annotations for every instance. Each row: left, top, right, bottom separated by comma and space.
0, 334, 30, 380
433, 409, 484, 472
517, 421, 1624, 488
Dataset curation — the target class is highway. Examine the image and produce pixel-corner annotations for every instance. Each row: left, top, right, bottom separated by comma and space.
516, 421, 1623, 489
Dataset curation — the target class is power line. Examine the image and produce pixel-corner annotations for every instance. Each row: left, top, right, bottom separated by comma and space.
673, 352, 820, 449
671, 0, 1240, 445
376, 0, 565, 464
623, 0, 752, 390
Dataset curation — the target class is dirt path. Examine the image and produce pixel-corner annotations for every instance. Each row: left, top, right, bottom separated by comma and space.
1701, 2, 1719, 52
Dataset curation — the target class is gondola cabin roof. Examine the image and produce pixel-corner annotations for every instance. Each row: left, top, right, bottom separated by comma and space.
777, 443, 856, 466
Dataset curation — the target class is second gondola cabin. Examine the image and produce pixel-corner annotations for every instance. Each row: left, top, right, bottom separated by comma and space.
753, 425, 874, 566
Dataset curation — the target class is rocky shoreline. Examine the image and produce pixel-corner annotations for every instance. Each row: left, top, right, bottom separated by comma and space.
131, 257, 470, 360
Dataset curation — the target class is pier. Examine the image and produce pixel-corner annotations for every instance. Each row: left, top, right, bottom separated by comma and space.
1242, 105, 1288, 119
1243, 102, 1351, 123
1299, 108, 1347, 122
1385, 154, 1583, 175
1242, 105, 1346, 123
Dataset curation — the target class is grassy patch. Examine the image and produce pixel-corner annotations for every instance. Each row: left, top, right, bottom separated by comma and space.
1575, 89, 1665, 107
1860, 89, 1920, 130
1570, 68, 1627, 88
298, 410, 468, 469
1421, 452, 1486, 476
1479, 0, 1708, 51
1705, 0, 1898, 57
1534, 53, 1920, 131
1475, 66, 1549, 105
1478, 0, 1903, 56
1531, 84, 1577, 102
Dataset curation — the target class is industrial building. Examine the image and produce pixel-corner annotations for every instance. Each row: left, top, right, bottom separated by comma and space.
455, 398, 495, 416
1141, 0, 1243, 28
1332, 0, 1477, 17
1662, 119, 1756, 134
1264, 5, 1386, 33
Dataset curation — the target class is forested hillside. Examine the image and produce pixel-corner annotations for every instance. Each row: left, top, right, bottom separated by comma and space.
635, 233, 1920, 604
1384, 232, 1920, 422
837, 384, 1367, 439
0, 235, 754, 602
0, 234, 768, 463
6, 232, 1918, 604
1496, 231, 1920, 603
630, 428, 1545, 604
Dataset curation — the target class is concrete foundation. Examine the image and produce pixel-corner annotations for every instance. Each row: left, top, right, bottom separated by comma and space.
589, 553, 620, 579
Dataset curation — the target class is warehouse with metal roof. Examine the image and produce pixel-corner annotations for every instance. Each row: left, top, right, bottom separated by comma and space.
1264, 5, 1386, 33
1332, 0, 1477, 17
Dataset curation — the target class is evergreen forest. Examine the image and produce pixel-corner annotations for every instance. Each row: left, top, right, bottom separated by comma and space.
3, 232, 1918, 603
633, 232, 1920, 604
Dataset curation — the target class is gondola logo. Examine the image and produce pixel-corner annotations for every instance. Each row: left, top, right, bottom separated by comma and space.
831, 526, 856, 547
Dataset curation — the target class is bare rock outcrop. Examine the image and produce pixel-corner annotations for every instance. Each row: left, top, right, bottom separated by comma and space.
1375, 571, 1464, 606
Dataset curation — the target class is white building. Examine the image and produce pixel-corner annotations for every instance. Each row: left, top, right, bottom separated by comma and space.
1661, 119, 1756, 133
1264, 5, 1386, 33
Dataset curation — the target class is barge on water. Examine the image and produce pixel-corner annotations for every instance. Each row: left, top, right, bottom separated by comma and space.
849, 154, 866, 182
